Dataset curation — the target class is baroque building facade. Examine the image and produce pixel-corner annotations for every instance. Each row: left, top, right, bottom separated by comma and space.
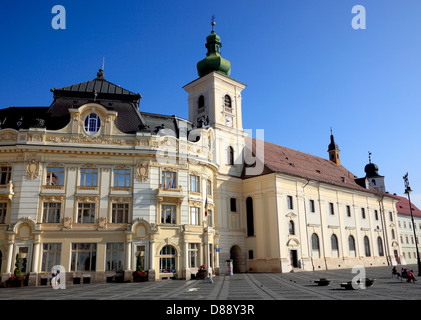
0, 24, 405, 286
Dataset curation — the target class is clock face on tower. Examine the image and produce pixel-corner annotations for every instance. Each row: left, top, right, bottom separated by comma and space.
225, 116, 233, 127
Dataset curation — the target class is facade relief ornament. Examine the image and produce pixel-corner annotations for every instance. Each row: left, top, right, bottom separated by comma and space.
136, 161, 149, 182
98, 217, 107, 229
26, 160, 40, 179
63, 217, 72, 229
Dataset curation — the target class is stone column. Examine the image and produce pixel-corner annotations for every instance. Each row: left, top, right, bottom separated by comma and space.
124, 239, 132, 282
29, 238, 40, 286
182, 241, 191, 280
2, 241, 14, 283
148, 240, 156, 281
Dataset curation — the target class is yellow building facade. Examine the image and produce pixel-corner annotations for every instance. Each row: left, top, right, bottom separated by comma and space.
0, 25, 404, 286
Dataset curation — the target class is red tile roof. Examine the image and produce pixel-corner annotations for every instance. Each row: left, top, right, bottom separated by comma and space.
395, 195, 421, 218
243, 137, 394, 197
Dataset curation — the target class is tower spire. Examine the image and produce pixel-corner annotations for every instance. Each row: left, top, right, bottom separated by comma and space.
196, 19, 231, 77
328, 128, 341, 165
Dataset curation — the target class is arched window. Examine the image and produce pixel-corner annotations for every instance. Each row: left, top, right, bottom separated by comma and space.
84, 113, 101, 135
198, 95, 205, 109
364, 236, 371, 257
331, 234, 339, 258
289, 220, 295, 235
246, 197, 254, 237
159, 245, 176, 274
348, 235, 356, 257
377, 237, 384, 256
228, 146, 234, 165
224, 95, 232, 111
311, 233, 320, 258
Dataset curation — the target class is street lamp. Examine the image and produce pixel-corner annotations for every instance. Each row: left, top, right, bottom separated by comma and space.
403, 173, 421, 276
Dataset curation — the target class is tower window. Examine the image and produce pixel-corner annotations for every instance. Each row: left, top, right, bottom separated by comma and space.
224, 95, 232, 111
198, 95, 205, 110
228, 146, 234, 165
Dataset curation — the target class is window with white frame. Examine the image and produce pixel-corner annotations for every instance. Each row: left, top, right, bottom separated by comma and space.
46, 167, 64, 186
190, 175, 200, 193
207, 180, 212, 197
0, 167, 12, 185
287, 196, 293, 210
84, 113, 101, 135
0, 202, 7, 224
41, 243, 62, 272
346, 205, 351, 217
71, 243, 97, 271
190, 207, 200, 225
106, 243, 125, 271
309, 199, 315, 213
114, 169, 131, 187
159, 245, 176, 273
188, 243, 200, 268
161, 171, 176, 189
112, 203, 130, 223
161, 204, 176, 224
42, 202, 61, 223
80, 168, 98, 187
207, 209, 213, 228
77, 203, 96, 223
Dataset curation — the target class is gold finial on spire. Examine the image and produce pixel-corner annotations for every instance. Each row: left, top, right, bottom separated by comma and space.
211, 15, 216, 31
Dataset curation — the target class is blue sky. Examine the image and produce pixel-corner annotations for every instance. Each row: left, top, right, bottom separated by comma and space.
1, 0, 421, 206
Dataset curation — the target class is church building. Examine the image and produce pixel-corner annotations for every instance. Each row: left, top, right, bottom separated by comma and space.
0, 23, 403, 286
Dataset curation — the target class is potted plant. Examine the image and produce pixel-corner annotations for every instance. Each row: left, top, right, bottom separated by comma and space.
7, 254, 25, 287
133, 253, 147, 282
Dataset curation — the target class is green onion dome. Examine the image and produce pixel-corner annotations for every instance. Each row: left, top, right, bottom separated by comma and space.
197, 22, 231, 77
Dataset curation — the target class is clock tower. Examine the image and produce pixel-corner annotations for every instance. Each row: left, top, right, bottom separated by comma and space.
183, 21, 246, 176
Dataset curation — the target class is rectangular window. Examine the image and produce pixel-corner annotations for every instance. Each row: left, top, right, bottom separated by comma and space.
190, 175, 200, 193
207, 209, 213, 228
0, 202, 7, 224
287, 196, 293, 210
207, 180, 212, 197
106, 243, 125, 271
77, 203, 95, 223
190, 207, 200, 225
329, 203, 334, 215
42, 202, 61, 223
374, 210, 379, 220
162, 171, 176, 189
389, 212, 393, 222
188, 243, 199, 268
0, 167, 12, 185
161, 205, 176, 224
46, 167, 64, 186
361, 208, 366, 219
80, 168, 98, 187
248, 250, 254, 260
71, 243, 97, 271
230, 198, 237, 212
41, 243, 62, 272
346, 205, 351, 217
112, 203, 129, 223
113, 169, 131, 187
309, 200, 315, 213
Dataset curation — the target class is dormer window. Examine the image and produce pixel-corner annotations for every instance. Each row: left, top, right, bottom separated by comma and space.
224, 95, 232, 112
84, 113, 101, 135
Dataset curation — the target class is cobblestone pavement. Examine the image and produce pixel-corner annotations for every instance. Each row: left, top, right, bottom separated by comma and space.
1, 265, 420, 301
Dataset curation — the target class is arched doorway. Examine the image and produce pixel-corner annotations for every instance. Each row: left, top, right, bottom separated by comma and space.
230, 245, 242, 273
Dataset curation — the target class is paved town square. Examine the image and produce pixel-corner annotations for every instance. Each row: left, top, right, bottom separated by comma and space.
1, 265, 420, 301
